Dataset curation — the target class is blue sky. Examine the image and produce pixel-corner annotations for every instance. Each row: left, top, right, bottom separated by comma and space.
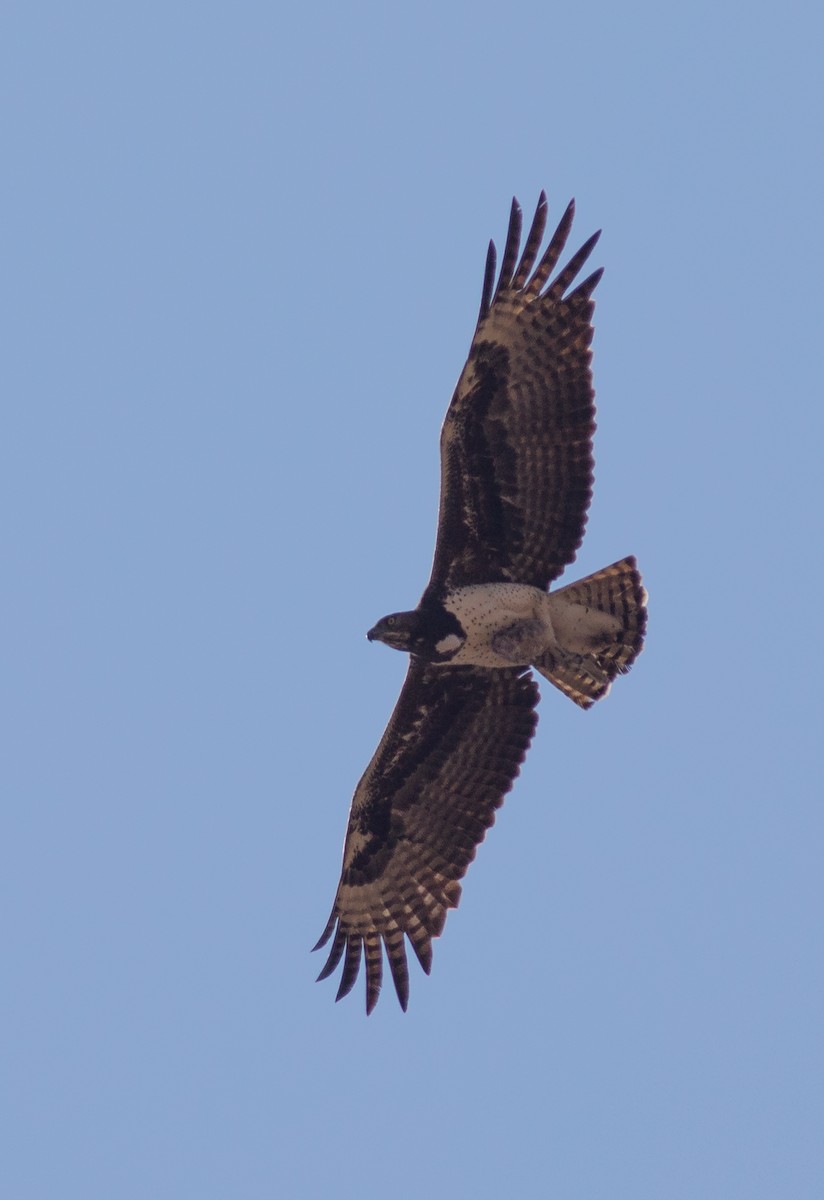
3, 2, 822, 1197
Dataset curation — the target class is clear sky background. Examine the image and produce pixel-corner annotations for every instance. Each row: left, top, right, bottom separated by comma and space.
3, 2, 822, 1197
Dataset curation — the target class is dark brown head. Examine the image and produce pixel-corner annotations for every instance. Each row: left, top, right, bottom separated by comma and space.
367, 602, 465, 661
367, 610, 424, 652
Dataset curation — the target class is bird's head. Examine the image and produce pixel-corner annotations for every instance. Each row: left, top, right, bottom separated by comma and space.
367, 610, 423, 653
367, 602, 466, 661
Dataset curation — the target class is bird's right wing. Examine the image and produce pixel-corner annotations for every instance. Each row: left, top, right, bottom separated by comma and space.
314, 659, 539, 1013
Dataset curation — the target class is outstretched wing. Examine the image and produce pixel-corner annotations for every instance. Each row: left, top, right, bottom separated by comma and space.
314, 661, 539, 1013
425, 193, 601, 596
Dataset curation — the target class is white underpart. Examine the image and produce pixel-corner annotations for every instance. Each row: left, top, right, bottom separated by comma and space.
435, 633, 464, 655
441, 583, 624, 668
547, 598, 623, 651
441, 583, 555, 667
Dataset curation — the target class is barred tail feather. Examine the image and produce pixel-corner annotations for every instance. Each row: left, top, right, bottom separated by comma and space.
534, 556, 647, 709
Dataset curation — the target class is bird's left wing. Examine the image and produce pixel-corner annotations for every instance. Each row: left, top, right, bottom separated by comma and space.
425, 193, 602, 595
314, 660, 539, 1013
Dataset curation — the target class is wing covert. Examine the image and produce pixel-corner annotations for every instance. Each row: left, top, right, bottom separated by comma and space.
314, 660, 539, 1013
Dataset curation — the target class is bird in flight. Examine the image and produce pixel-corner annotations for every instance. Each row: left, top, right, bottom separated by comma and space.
314, 192, 647, 1013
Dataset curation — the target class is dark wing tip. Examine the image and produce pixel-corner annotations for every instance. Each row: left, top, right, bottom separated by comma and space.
316, 916, 417, 1013
315, 922, 346, 981
384, 931, 411, 1011
492, 196, 523, 301
567, 265, 604, 303
511, 191, 550, 291
548, 228, 602, 299
334, 935, 362, 1003
364, 933, 383, 1015
409, 929, 433, 975
479, 192, 597, 318
312, 908, 337, 953
478, 239, 497, 323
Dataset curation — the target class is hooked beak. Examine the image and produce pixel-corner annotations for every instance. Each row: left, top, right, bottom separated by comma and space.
366, 618, 410, 651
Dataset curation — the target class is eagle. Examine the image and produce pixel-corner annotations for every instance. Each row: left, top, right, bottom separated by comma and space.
314, 192, 647, 1013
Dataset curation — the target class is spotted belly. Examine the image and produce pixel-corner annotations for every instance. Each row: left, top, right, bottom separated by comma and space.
439, 583, 556, 667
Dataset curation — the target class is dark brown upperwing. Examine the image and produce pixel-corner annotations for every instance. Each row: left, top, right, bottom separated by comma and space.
425, 193, 601, 596
314, 660, 539, 1013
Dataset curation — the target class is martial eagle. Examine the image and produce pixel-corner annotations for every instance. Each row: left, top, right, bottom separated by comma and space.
314, 192, 647, 1013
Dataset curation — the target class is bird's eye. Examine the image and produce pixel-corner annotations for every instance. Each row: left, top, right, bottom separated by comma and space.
387, 617, 396, 627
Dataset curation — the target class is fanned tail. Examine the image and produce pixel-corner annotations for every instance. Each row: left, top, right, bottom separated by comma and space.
534, 557, 647, 709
